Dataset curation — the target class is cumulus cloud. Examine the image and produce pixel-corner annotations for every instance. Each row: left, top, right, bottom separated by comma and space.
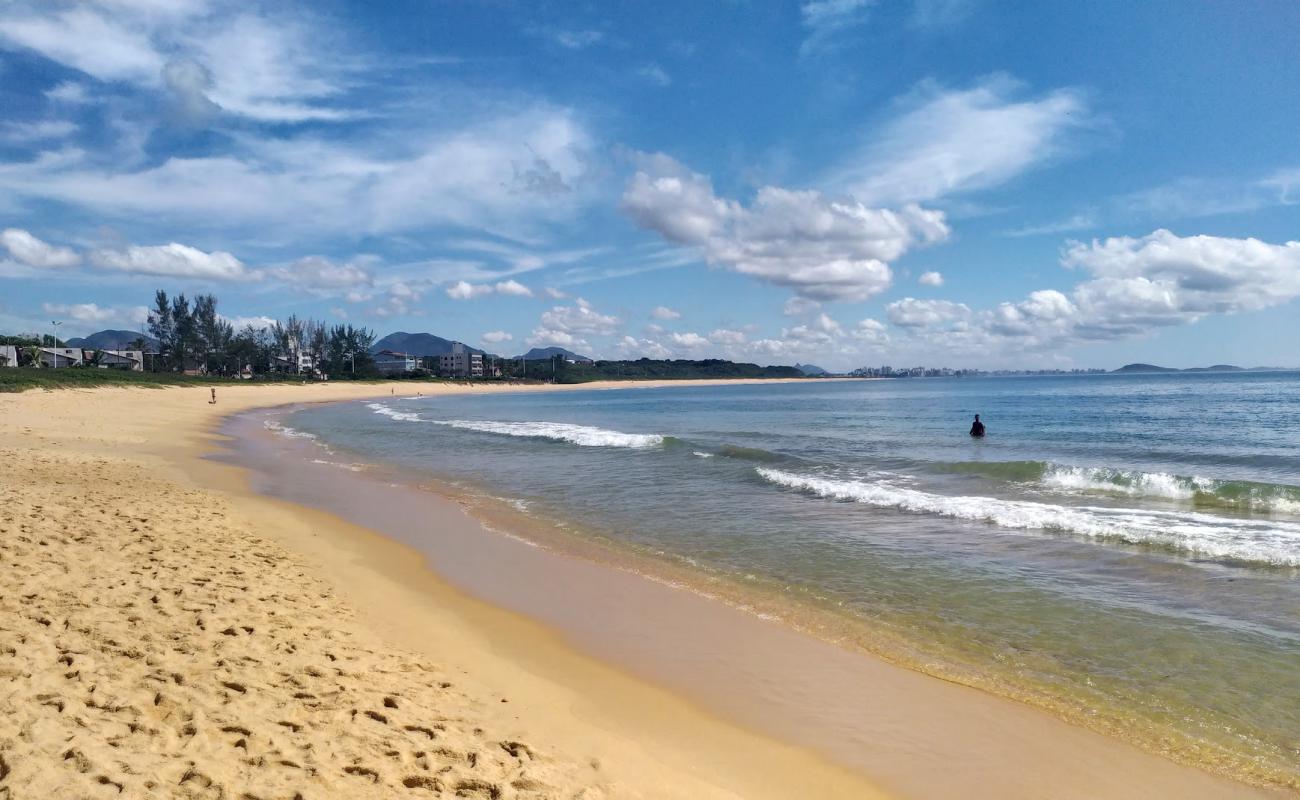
527, 298, 618, 348
42, 302, 147, 325
1, 228, 81, 268
669, 331, 709, 348
836, 76, 1090, 206
886, 297, 971, 329
889, 229, 1300, 352
918, 270, 944, 286
851, 317, 889, 343
446, 279, 534, 300
481, 330, 513, 343
622, 155, 948, 301
650, 305, 681, 320
90, 242, 249, 280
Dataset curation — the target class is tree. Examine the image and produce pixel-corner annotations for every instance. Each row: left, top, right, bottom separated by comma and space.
147, 290, 173, 371
170, 294, 193, 371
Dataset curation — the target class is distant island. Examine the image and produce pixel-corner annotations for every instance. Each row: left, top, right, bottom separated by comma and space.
1112, 363, 1286, 374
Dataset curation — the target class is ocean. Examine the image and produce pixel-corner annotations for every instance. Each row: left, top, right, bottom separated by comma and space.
281, 373, 1300, 788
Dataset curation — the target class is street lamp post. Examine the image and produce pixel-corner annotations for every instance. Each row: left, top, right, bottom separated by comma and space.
49, 320, 62, 368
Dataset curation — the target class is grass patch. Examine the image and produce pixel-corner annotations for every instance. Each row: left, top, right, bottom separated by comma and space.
0, 368, 356, 393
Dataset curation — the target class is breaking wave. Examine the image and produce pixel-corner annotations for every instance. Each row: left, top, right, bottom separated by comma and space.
935, 460, 1300, 513
365, 402, 422, 422
433, 420, 664, 449
757, 467, 1300, 566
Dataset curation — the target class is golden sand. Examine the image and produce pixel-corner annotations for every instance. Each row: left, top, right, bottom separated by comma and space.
0, 381, 1284, 799
0, 381, 883, 800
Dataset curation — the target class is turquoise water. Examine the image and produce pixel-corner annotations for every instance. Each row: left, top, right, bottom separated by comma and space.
287, 374, 1300, 787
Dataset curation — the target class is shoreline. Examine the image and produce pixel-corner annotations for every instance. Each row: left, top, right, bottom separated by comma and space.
226, 392, 1280, 798
1, 381, 1287, 798
0, 380, 889, 800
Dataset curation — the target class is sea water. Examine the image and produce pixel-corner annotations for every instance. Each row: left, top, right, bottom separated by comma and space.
287, 373, 1300, 787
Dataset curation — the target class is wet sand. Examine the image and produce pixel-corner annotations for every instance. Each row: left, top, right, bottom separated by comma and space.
0, 381, 1285, 798
225, 399, 1281, 799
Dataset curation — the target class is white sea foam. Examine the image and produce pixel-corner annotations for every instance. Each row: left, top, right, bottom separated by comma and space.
1037, 463, 1300, 513
366, 402, 422, 422
757, 467, 1300, 566
1040, 464, 1207, 499
692, 451, 715, 458
263, 419, 318, 440
433, 420, 663, 448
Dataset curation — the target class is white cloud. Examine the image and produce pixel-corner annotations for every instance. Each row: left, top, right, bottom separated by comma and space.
543, 287, 568, 299
90, 242, 249, 280
918, 270, 944, 286
708, 328, 747, 345
553, 29, 604, 49
670, 331, 709, 348
622, 154, 948, 301
615, 335, 672, 360
45, 81, 89, 104
446, 278, 534, 299
637, 63, 672, 87
1002, 212, 1096, 238
889, 230, 1300, 353
1, 228, 81, 268
42, 302, 147, 326
650, 305, 681, 320
494, 279, 533, 297
801, 0, 874, 53
851, 318, 889, 343
886, 297, 971, 328
223, 314, 277, 331
783, 297, 822, 316
272, 256, 373, 290
527, 298, 619, 348
836, 76, 1090, 206
3, 120, 79, 142
481, 330, 513, 344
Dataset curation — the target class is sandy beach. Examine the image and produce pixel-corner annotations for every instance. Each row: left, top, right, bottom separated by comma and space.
0, 381, 1286, 799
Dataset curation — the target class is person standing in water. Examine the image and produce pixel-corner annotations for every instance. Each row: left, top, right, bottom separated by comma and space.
969, 414, 986, 438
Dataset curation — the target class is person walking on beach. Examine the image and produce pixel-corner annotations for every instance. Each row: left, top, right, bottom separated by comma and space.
969, 414, 985, 438
209, 387, 217, 405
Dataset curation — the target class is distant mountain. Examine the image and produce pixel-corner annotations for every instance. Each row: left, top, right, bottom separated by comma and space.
64, 329, 159, 350
1182, 364, 1245, 373
794, 363, 828, 376
371, 332, 484, 357
1111, 363, 1285, 374
516, 346, 592, 362
1112, 363, 1180, 373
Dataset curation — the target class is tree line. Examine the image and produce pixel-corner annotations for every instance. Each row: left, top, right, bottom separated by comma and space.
142, 290, 379, 378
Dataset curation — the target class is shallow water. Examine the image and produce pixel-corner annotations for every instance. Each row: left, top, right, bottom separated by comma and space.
288, 374, 1300, 787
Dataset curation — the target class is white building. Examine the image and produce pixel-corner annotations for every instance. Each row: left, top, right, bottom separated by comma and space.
39, 347, 85, 367
96, 350, 145, 371
439, 342, 483, 378
0, 345, 18, 367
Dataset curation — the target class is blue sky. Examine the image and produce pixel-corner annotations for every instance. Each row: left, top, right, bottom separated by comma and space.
1, 0, 1298, 370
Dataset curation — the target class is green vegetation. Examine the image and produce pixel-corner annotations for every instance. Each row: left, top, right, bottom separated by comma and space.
0, 366, 236, 393
544, 357, 805, 384
144, 290, 379, 377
